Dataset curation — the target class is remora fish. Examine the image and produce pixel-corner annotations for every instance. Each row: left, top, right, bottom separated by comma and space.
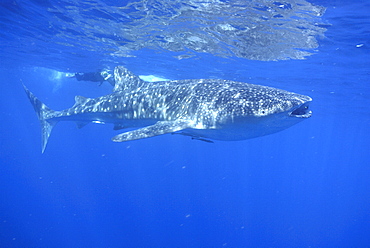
24, 66, 312, 153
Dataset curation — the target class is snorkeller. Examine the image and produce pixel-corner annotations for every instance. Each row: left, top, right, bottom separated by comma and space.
66, 69, 114, 86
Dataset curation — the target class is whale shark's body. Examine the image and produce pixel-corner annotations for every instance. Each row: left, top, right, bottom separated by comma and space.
24, 66, 312, 153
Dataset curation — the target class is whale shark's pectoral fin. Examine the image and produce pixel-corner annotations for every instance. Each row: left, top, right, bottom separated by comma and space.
112, 119, 193, 142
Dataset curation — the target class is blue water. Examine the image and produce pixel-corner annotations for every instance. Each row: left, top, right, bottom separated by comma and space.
1, 1, 369, 247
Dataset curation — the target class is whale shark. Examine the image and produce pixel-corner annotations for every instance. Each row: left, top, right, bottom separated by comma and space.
24, 66, 312, 153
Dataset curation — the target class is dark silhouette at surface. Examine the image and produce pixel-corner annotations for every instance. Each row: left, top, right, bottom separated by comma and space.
66, 70, 114, 86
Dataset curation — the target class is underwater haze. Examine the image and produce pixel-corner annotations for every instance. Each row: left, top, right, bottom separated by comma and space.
0, 0, 369, 247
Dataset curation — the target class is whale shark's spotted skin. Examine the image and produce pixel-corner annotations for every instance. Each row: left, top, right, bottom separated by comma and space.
24, 66, 312, 153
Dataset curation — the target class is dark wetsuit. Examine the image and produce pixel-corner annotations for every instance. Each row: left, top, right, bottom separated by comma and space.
74, 71, 115, 86
75, 72, 106, 82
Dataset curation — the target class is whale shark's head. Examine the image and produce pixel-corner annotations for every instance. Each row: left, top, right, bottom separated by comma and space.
242, 89, 312, 119
238, 92, 313, 140
198, 86, 313, 141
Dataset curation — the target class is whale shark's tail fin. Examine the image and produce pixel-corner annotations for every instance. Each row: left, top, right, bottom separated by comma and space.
23, 85, 56, 153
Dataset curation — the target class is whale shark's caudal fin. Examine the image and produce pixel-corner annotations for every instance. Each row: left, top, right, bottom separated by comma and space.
23, 85, 56, 153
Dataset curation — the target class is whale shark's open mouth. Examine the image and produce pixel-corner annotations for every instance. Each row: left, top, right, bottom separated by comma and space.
289, 102, 312, 118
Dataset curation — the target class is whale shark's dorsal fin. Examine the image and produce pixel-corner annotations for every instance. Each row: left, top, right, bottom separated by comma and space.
73, 96, 90, 107
111, 119, 194, 142
113, 66, 146, 92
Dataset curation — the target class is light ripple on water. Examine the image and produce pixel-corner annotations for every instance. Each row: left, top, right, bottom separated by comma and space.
0, 0, 328, 69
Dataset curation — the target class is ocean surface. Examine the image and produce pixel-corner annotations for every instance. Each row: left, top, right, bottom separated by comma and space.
0, 0, 369, 247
